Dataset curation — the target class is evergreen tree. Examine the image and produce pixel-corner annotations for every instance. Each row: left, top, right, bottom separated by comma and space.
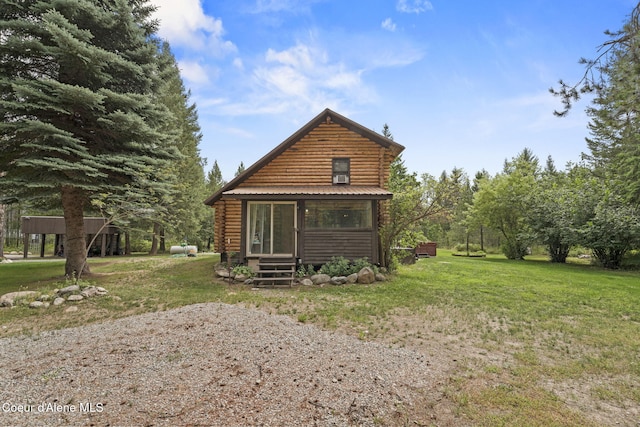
382, 123, 393, 140
235, 162, 246, 177
584, 13, 640, 205
207, 160, 226, 193
151, 42, 206, 252
200, 160, 227, 251
0, 0, 178, 276
552, 2, 640, 205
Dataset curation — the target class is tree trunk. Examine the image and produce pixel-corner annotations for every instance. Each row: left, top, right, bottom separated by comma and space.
159, 226, 165, 253
61, 186, 90, 277
150, 222, 160, 255
125, 231, 131, 255
0, 203, 5, 258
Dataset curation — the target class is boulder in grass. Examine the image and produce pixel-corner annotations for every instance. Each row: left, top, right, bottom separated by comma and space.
0, 291, 39, 307
357, 267, 375, 284
58, 285, 80, 296
311, 274, 331, 285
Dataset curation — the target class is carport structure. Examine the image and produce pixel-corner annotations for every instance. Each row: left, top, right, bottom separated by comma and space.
21, 216, 121, 258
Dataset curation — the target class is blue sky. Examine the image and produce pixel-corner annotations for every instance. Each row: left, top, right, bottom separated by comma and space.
149, 0, 636, 181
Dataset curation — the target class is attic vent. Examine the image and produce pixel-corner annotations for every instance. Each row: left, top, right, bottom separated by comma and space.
333, 174, 349, 184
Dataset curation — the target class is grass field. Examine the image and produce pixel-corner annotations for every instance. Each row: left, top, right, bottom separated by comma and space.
1, 251, 638, 426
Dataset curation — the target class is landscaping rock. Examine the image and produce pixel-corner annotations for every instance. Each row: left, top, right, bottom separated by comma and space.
1, 257, 12, 264
216, 269, 232, 278
53, 297, 65, 306
0, 291, 39, 307
346, 273, 358, 284
375, 273, 386, 282
80, 286, 99, 298
29, 301, 45, 309
64, 306, 78, 313
67, 295, 84, 302
311, 274, 331, 285
357, 267, 375, 284
330, 276, 348, 285
300, 278, 314, 286
58, 285, 80, 296
37, 294, 51, 302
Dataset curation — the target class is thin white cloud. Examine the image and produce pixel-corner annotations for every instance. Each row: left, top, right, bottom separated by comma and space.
381, 18, 397, 32
178, 60, 211, 85
150, 0, 237, 56
252, 0, 324, 14
396, 0, 433, 14
233, 58, 245, 71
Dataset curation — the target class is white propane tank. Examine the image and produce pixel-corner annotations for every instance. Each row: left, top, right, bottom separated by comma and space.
169, 245, 198, 256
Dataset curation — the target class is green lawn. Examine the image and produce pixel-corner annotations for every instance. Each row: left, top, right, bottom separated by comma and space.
1, 251, 638, 426
0, 259, 67, 294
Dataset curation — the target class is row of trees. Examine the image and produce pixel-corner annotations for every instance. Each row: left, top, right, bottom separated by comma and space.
384, 147, 639, 270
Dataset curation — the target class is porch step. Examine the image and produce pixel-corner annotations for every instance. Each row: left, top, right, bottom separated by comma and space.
254, 257, 296, 287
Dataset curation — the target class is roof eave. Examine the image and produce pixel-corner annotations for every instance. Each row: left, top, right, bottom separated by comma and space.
221, 193, 393, 201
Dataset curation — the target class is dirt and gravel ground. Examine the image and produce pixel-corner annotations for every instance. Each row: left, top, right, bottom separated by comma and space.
0, 302, 460, 426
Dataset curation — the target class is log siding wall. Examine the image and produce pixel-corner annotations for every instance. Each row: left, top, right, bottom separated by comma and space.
242, 123, 391, 187
214, 199, 242, 255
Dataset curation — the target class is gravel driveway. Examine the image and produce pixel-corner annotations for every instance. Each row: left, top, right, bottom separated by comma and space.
0, 303, 445, 426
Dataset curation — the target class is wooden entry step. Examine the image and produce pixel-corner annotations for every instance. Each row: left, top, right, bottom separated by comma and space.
255, 257, 296, 287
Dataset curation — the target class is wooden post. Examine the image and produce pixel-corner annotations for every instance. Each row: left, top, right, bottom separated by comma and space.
101, 233, 106, 257
40, 233, 46, 258
23, 231, 28, 259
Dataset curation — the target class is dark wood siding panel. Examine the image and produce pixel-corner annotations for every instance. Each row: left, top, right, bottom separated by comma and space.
243, 122, 385, 187
302, 230, 374, 265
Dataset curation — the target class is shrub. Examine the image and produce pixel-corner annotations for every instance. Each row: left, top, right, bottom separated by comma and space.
296, 264, 316, 278
454, 243, 483, 253
351, 257, 379, 275
318, 257, 378, 277
232, 265, 254, 278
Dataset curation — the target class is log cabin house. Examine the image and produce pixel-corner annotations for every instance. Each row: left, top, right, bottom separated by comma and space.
204, 109, 404, 270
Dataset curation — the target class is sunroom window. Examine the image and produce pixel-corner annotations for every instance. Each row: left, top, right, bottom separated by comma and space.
305, 200, 372, 229
247, 202, 296, 255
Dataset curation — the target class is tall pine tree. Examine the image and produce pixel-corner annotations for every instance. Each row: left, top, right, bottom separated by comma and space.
553, 3, 640, 205
585, 8, 640, 205
149, 42, 206, 254
0, 0, 179, 276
